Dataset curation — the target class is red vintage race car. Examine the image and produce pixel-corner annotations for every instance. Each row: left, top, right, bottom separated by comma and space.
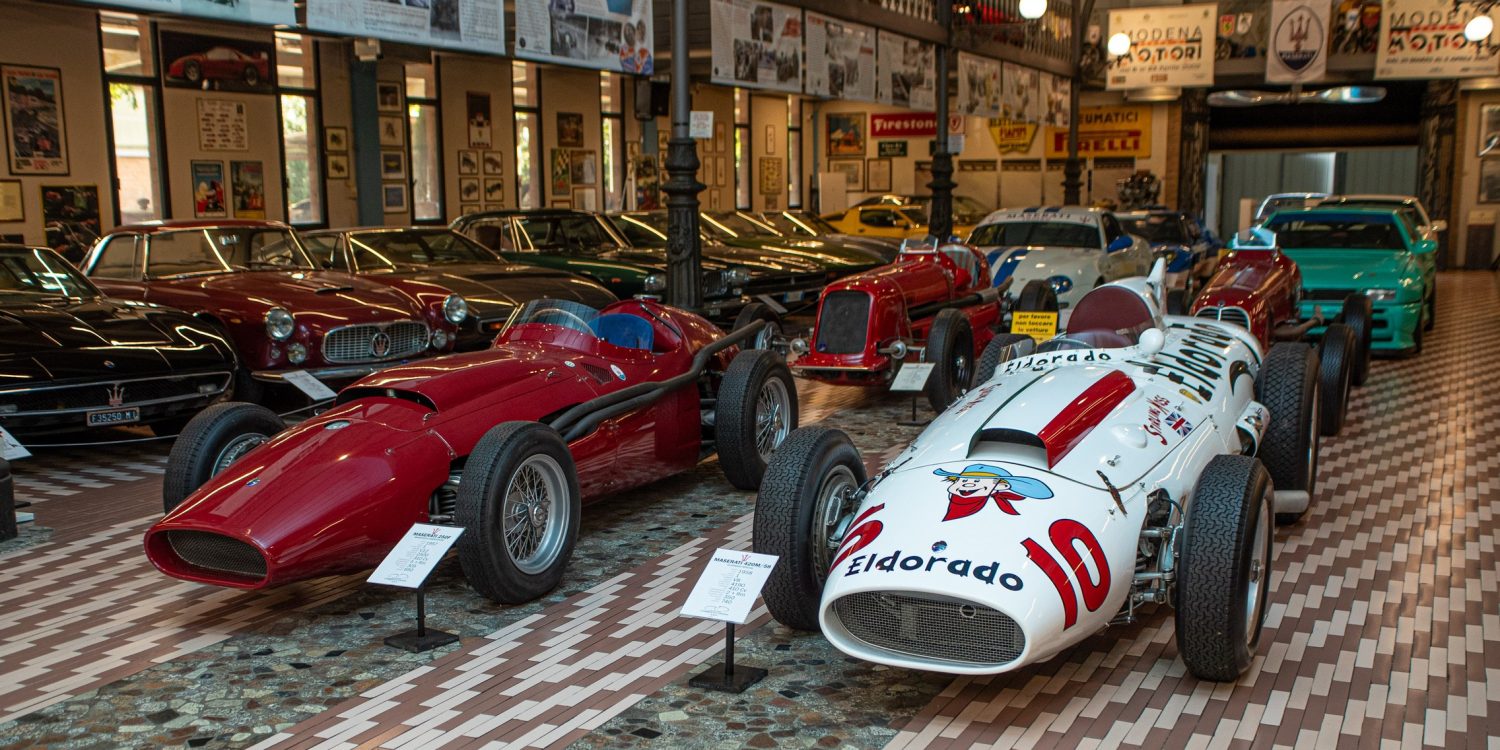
144, 299, 794, 604
788, 240, 1056, 412
1189, 239, 1372, 436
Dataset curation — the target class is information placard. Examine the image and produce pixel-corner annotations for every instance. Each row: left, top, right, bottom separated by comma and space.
1011, 311, 1059, 342
368, 524, 464, 589
690, 111, 714, 140
0, 425, 30, 461
681, 548, 778, 624
282, 370, 338, 401
890, 362, 935, 392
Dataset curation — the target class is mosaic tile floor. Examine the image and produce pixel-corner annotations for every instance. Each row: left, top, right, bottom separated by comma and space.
2, 272, 1497, 750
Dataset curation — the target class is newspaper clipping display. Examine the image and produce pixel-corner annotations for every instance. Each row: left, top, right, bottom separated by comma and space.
308, 0, 506, 56
957, 52, 1001, 118
76, 0, 293, 25
516, 0, 656, 75
1042, 73, 1071, 128
710, 0, 804, 93
1106, 3, 1217, 90
805, 12, 876, 101
1002, 62, 1040, 123
1375, 0, 1500, 79
877, 31, 936, 111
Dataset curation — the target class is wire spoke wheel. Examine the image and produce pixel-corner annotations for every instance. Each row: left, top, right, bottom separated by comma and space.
500, 454, 569, 575
809, 465, 860, 575
1245, 487, 1271, 646
212, 433, 268, 476
754, 376, 792, 460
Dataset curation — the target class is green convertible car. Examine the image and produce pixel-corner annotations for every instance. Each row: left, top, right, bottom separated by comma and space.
1259, 207, 1437, 355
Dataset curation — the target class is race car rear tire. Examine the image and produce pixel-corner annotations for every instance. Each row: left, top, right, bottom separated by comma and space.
732, 302, 781, 351
1175, 454, 1274, 682
752, 427, 867, 631
162, 402, 284, 514
975, 333, 1036, 384
456, 421, 581, 604
1015, 279, 1059, 314
924, 308, 975, 413
1316, 323, 1355, 437
1255, 343, 1320, 524
715, 349, 798, 490
1339, 294, 1373, 386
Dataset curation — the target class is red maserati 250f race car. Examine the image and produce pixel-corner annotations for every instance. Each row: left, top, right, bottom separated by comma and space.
145, 299, 796, 604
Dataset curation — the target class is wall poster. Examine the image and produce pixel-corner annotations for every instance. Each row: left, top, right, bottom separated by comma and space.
197, 99, 249, 152
710, 0, 803, 93
230, 160, 266, 219
515, 0, 655, 74
160, 31, 275, 94
1106, 3, 1217, 90
467, 92, 492, 148
826, 112, 865, 156
308, 0, 505, 56
1042, 73, 1071, 128
1266, 0, 1330, 83
75, 0, 293, 25
40, 185, 100, 250
1002, 62, 1039, 124
2, 65, 68, 176
191, 161, 227, 219
1376, 0, 1500, 79
957, 53, 1001, 118
805, 12, 875, 101
877, 31, 936, 110
759, 157, 783, 195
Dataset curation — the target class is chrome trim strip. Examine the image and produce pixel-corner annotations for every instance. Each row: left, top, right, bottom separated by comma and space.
250, 364, 382, 382
0, 373, 232, 417
0, 371, 233, 398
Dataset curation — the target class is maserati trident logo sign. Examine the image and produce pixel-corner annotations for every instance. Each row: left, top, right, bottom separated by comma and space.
1268, 0, 1330, 83
370, 332, 392, 358
107, 383, 125, 408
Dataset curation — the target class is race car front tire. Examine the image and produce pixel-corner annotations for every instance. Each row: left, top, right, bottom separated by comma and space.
1338, 293, 1373, 386
1176, 454, 1274, 682
456, 421, 581, 604
716, 349, 799, 490
753, 427, 868, 631
925, 308, 975, 413
162, 402, 285, 514
1255, 343, 1320, 524
732, 302, 782, 351
1015, 279, 1059, 314
1316, 323, 1355, 437
975, 333, 1036, 384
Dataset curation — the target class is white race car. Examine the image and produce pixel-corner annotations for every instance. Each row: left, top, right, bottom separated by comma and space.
968, 206, 1155, 315
754, 263, 1322, 681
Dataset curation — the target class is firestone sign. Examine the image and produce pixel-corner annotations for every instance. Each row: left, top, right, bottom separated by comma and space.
870, 113, 964, 138
1043, 106, 1152, 159
1376, 0, 1500, 79
1106, 3, 1217, 90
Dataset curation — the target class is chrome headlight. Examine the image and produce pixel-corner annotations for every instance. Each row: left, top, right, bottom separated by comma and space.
789, 337, 810, 355
443, 294, 468, 324
287, 343, 308, 364
1364, 288, 1397, 301
431, 329, 449, 349
265, 307, 294, 341
724, 266, 752, 286
643, 273, 666, 292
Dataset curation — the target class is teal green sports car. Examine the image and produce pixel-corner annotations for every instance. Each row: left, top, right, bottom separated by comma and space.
1260, 207, 1437, 355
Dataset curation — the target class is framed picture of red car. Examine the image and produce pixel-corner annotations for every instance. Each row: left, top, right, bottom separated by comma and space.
826, 112, 865, 157
159, 30, 275, 94
2, 65, 68, 175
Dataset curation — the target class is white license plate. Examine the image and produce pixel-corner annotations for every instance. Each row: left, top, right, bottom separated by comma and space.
86, 407, 140, 427
784, 290, 806, 303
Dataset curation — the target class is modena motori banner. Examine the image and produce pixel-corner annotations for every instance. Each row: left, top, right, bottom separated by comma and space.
1375, 0, 1500, 79
1106, 3, 1217, 90
1043, 105, 1153, 159
1267, 0, 1331, 84
78, 0, 294, 25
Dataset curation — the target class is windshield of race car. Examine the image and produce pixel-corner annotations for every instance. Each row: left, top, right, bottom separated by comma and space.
968, 221, 1100, 249
510, 298, 657, 351
1267, 215, 1406, 250
146, 228, 314, 276
347, 230, 496, 269
0, 248, 97, 298
1121, 215, 1187, 243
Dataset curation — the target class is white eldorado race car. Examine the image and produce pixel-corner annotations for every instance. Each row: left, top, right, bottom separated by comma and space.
754, 261, 1322, 681
968, 206, 1155, 315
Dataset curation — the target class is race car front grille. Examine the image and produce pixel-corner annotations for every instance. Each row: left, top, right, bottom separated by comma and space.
1303, 288, 1358, 301
830, 591, 1025, 667
164, 530, 267, 580
814, 291, 871, 355
322, 321, 429, 364
1195, 306, 1252, 331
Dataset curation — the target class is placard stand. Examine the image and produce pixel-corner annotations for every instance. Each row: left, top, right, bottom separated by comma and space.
897, 393, 930, 428
385, 586, 458, 653
688, 622, 766, 693
890, 362, 936, 428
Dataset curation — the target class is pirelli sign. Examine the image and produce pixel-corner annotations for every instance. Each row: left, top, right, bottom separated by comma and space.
1043, 105, 1152, 159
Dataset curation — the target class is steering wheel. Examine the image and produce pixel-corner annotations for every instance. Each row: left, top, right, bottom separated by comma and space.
530, 308, 593, 335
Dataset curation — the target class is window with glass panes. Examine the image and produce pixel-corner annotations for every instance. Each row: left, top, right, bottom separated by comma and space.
513, 62, 541, 210
101, 12, 164, 225
277, 32, 322, 225
600, 73, 624, 212
407, 63, 442, 223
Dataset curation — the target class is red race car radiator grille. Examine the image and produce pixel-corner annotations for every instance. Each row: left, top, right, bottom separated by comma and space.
322, 321, 429, 363
164, 530, 267, 580
814, 291, 871, 354
1195, 306, 1252, 331
830, 591, 1025, 667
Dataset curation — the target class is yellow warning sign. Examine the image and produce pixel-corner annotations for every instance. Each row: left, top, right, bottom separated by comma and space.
1010, 311, 1059, 343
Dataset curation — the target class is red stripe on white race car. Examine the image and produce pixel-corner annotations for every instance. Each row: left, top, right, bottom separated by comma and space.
1036, 369, 1135, 467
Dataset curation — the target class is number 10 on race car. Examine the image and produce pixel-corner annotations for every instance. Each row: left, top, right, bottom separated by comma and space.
681, 548, 778, 693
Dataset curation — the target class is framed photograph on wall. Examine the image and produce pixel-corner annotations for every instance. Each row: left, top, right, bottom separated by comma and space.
382, 183, 408, 213
190, 160, 227, 218
466, 92, 492, 148
3, 65, 68, 175
828, 159, 864, 191
484, 178, 504, 203
0, 180, 23, 222
378, 116, 404, 148
380, 151, 406, 181
458, 150, 479, 175
759, 157, 782, 196
572, 186, 597, 211
1482, 105, 1500, 156
866, 158, 892, 193
39, 185, 99, 250
460, 203, 481, 216
715, 158, 727, 187
483, 151, 504, 176
324, 126, 348, 154
483, 204, 504, 213
459, 177, 481, 203
327, 154, 350, 180
551, 198, 573, 209
714, 122, 726, 154
158, 31, 275, 94
826, 112, 865, 157
230, 161, 265, 219
1480, 159, 1500, 203
377, 82, 403, 113
764, 124, 775, 155
557, 112, 584, 148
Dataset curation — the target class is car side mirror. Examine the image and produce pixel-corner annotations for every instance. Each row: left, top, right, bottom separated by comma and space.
1430, 219, 1448, 233
1106, 236, 1133, 253
1413, 239, 1437, 254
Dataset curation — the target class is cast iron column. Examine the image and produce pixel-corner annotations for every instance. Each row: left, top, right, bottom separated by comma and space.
927, 0, 956, 241
1062, 0, 1094, 206
663, 0, 704, 309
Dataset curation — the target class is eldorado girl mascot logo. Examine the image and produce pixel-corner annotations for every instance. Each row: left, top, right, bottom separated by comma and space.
934, 464, 1054, 521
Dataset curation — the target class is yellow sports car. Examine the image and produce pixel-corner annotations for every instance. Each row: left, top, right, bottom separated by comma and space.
822, 205, 933, 239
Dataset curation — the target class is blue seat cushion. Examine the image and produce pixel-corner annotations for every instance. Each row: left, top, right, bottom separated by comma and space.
589, 313, 654, 350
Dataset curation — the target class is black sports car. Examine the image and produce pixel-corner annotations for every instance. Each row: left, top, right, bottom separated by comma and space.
0, 246, 235, 438
302, 227, 618, 351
